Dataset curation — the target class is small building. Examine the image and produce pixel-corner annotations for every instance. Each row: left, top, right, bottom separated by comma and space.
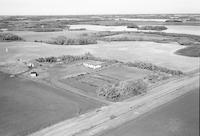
30, 72, 38, 77
27, 63, 34, 68
83, 61, 102, 69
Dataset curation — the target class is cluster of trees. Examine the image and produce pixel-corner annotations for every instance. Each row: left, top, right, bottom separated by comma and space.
144, 73, 169, 83
36, 52, 95, 63
126, 61, 183, 76
36, 56, 57, 63
138, 26, 167, 31
0, 33, 23, 41
47, 36, 97, 45
97, 80, 147, 101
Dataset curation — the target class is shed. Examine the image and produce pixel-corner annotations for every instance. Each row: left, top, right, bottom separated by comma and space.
30, 72, 38, 77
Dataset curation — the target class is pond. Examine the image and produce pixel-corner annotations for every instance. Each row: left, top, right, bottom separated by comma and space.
69, 24, 200, 35
115, 18, 167, 22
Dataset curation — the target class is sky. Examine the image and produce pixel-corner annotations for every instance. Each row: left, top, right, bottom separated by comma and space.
0, 0, 200, 15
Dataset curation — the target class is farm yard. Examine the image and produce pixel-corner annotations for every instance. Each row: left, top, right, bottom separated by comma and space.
60, 63, 151, 97
26, 53, 183, 102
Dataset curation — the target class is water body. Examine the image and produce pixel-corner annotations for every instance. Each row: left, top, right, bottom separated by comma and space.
100, 87, 199, 136
115, 18, 167, 22
69, 24, 200, 36
163, 25, 200, 36
70, 25, 134, 32
0, 72, 102, 136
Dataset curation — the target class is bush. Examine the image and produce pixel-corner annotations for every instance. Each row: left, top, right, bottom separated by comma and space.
0, 33, 23, 41
110, 115, 117, 119
36, 56, 57, 63
97, 80, 147, 101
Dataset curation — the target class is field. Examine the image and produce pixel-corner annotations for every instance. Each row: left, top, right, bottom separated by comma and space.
0, 41, 198, 76
0, 72, 102, 136
6, 30, 94, 42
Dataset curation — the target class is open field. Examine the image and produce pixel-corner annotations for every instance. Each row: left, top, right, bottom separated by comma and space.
0, 41, 198, 73
5, 30, 94, 42
0, 72, 103, 136
99, 87, 199, 136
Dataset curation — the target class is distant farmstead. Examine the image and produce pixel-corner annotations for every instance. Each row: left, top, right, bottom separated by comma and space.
83, 62, 102, 69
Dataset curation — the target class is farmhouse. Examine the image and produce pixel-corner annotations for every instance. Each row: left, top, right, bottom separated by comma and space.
83, 61, 102, 69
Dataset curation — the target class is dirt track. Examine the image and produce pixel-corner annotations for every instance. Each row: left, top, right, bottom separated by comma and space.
28, 72, 199, 136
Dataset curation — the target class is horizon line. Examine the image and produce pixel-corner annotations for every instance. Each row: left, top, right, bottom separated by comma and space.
0, 13, 200, 16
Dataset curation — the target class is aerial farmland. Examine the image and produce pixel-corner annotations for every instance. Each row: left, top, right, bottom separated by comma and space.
0, 13, 199, 136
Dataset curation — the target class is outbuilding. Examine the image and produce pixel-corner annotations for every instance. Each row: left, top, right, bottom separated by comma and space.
27, 63, 34, 68
83, 62, 102, 69
30, 72, 38, 77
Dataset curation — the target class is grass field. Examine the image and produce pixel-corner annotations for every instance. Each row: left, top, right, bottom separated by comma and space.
0, 41, 198, 73
7, 30, 94, 42
0, 72, 102, 136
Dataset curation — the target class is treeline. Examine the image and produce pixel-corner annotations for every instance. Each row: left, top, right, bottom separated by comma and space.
36, 53, 183, 75
126, 61, 183, 76
165, 19, 183, 23
28, 28, 63, 32
97, 80, 147, 101
36, 53, 95, 63
45, 36, 97, 45
138, 26, 167, 31
36, 56, 57, 63
0, 33, 23, 41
